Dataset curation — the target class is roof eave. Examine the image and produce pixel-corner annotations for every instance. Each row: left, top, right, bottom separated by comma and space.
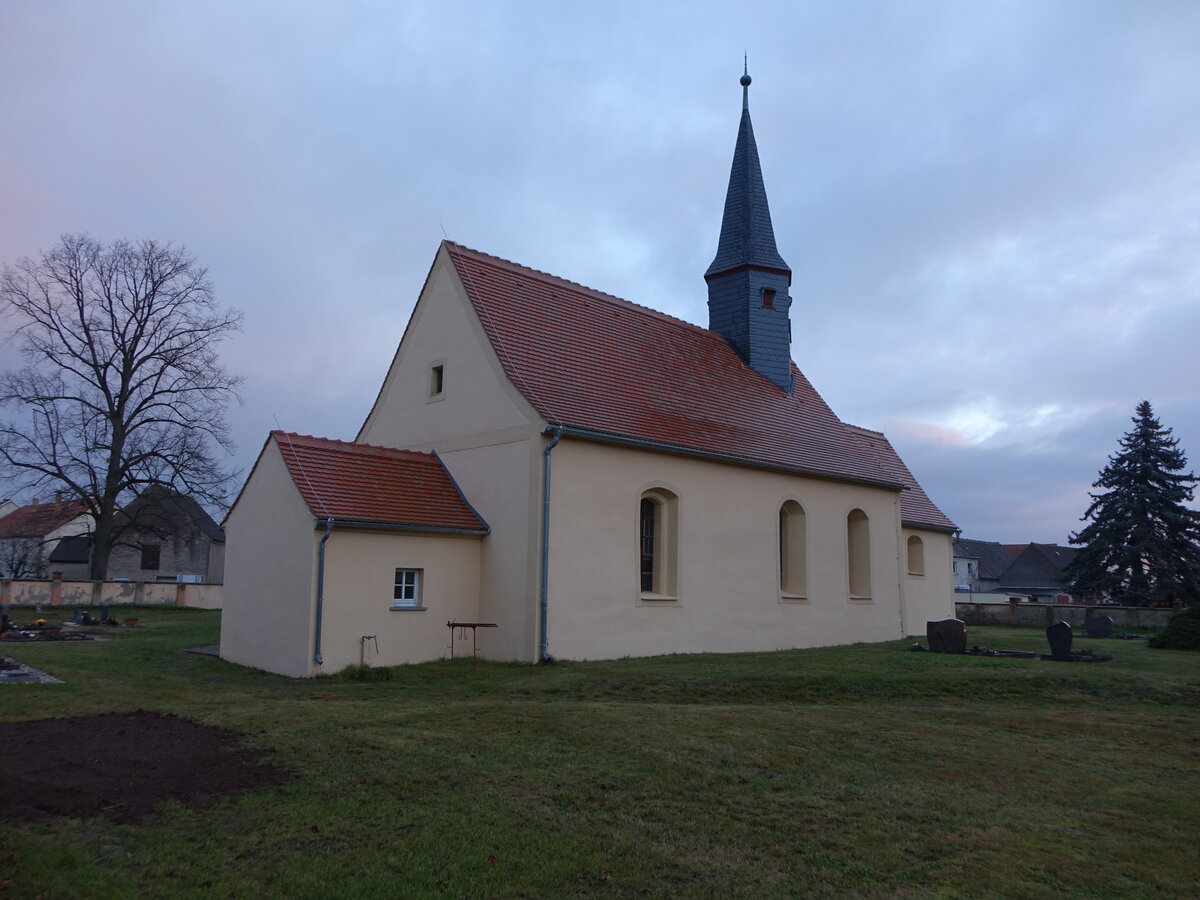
901, 519, 958, 534
312, 518, 490, 537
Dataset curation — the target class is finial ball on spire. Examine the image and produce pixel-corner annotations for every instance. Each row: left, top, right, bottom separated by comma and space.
740, 72, 752, 87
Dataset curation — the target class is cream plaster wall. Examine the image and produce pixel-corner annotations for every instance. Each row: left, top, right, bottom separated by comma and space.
316, 529, 482, 671
220, 438, 320, 677
901, 528, 955, 635
544, 439, 909, 660
438, 439, 540, 661
356, 244, 545, 663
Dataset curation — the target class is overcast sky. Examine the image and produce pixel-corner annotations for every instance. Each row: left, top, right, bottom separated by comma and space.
2, 0, 1198, 543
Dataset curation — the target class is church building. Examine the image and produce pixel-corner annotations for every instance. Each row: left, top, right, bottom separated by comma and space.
220, 71, 956, 677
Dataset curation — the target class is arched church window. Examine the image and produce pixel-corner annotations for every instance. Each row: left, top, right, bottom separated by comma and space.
779, 501, 806, 597
907, 535, 925, 576
847, 509, 871, 598
639, 488, 678, 598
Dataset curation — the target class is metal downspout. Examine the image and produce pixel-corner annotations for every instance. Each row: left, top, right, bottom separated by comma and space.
314, 518, 334, 666
539, 427, 562, 662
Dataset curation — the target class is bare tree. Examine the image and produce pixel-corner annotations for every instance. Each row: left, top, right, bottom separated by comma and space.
0, 234, 242, 579
0, 537, 47, 579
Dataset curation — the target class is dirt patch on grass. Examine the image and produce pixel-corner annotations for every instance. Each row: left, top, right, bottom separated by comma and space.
0, 711, 287, 824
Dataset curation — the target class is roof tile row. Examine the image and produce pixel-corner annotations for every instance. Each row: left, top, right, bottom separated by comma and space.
272, 432, 489, 533
446, 242, 955, 530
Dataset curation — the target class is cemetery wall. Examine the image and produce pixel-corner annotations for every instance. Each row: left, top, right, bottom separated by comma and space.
955, 600, 1177, 631
1, 577, 222, 610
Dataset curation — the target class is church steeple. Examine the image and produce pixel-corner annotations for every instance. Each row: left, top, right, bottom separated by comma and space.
706, 63, 794, 393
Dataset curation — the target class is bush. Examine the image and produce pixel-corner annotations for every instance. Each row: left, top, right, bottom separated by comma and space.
1147, 605, 1200, 650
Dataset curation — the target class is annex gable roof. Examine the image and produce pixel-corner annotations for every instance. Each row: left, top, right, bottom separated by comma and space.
446, 244, 937, 493
0, 500, 89, 540
270, 432, 489, 534
844, 426, 956, 532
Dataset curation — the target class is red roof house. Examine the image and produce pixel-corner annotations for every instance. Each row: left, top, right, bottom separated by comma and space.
221, 70, 956, 677
0, 499, 92, 578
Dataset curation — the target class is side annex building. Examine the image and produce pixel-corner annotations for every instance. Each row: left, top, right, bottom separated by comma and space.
220, 74, 956, 677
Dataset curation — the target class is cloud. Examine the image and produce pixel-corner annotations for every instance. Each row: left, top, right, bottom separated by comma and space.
1, 0, 1198, 541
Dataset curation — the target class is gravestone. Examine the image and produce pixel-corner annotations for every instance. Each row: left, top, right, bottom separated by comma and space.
1045, 620, 1073, 659
926, 618, 967, 654
1085, 615, 1114, 639
1041, 620, 1114, 662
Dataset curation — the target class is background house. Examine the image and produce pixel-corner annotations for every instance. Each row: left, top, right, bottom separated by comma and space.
998, 542, 1080, 603
45, 487, 226, 583
954, 537, 1080, 602
0, 498, 92, 579
953, 538, 1019, 593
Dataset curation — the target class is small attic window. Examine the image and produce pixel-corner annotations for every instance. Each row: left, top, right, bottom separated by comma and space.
761, 288, 776, 308
429, 364, 444, 398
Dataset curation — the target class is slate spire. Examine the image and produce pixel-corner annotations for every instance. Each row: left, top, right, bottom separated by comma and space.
705, 64, 794, 393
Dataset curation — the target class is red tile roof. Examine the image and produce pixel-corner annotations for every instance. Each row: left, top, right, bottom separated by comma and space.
445, 243, 953, 530
845, 426, 957, 532
271, 432, 488, 534
0, 500, 89, 539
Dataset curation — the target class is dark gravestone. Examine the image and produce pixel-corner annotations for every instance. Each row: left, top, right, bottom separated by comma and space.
927, 619, 967, 654
1042, 619, 1115, 662
1085, 615, 1114, 639
1046, 620, 1073, 659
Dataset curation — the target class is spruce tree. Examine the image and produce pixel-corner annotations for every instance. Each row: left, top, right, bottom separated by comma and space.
1065, 401, 1200, 606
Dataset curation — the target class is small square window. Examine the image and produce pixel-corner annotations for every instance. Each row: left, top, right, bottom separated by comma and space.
392, 568, 422, 609
430, 365, 444, 398
761, 289, 776, 308
141, 544, 161, 570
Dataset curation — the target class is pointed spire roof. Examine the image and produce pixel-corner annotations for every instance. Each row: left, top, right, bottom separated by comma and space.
705, 65, 790, 280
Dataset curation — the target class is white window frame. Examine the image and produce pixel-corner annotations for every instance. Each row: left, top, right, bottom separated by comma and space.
391, 568, 423, 609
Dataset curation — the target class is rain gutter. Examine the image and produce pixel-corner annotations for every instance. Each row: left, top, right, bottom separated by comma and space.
316, 520, 489, 536
539, 426, 562, 662
313, 517, 334, 666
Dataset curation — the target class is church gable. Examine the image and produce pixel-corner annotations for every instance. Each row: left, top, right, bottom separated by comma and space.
357, 246, 540, 451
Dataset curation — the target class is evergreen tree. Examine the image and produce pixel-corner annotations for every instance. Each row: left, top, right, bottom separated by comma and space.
1065, 401, 1200, 606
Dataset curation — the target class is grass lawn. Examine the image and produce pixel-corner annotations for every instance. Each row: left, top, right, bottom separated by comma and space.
2, 608, 1198, 898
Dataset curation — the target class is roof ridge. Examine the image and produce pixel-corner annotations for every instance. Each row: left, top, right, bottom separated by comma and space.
272, 431, 435, 459
844, 423, 885, 438
445, 241, 716, 336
